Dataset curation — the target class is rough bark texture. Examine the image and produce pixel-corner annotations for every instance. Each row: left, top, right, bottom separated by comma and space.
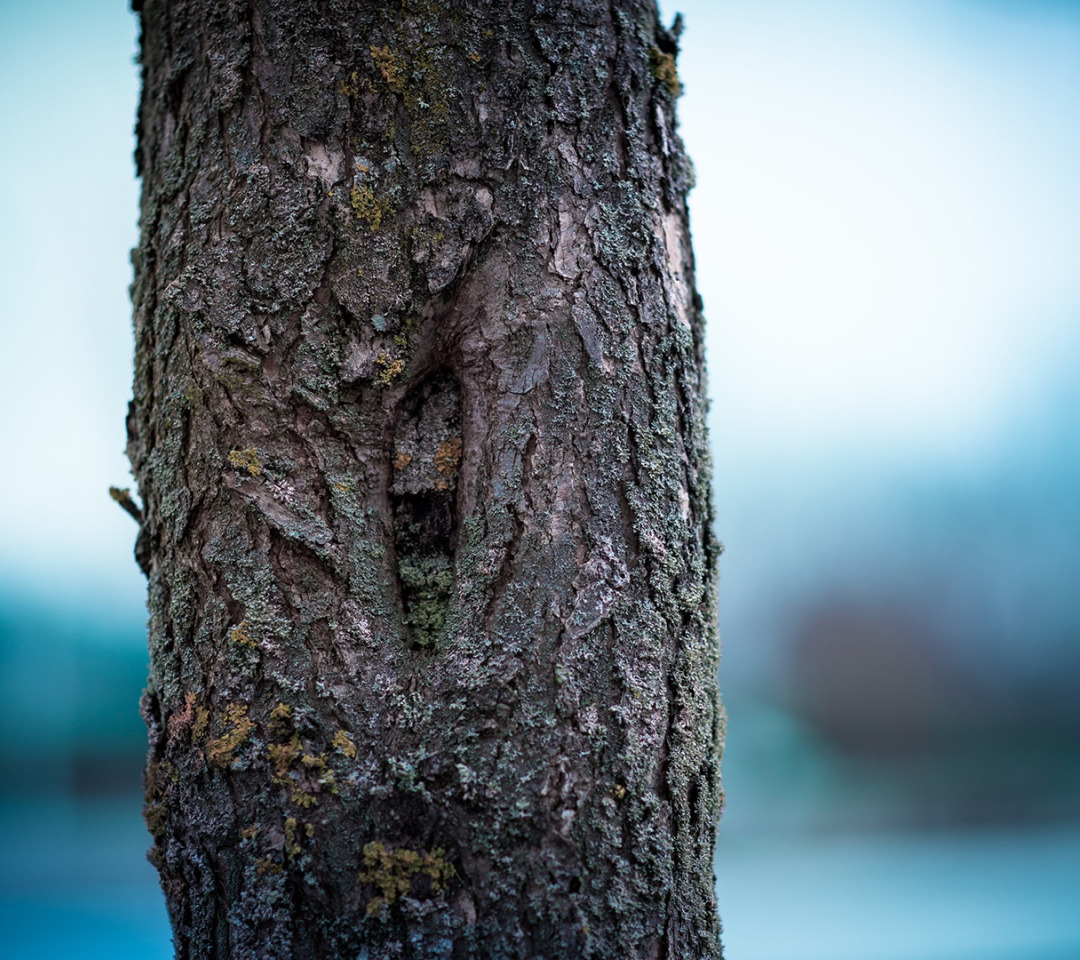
127, 0, 723, 956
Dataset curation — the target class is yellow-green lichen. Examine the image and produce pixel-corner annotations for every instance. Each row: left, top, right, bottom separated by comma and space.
206, 703, 254, 768
192, 704, 210, 742
301, 752, 339, 794
268, 701, 293, 734
284, 816, 302, 858
229, 621, 256, 647
290, 787, 319, 809
350, 185, 390, 231
648, 47, 681, 97
340, 69, 361, 98
365, 29, 450, 157
256, 857, 283, 876
268, 735, 301, 782
374, 352, 405, 386
227, 447, 262, 476
282, 817, 314, 856
358, 841, 456, 915
369, 45, 406, 93
332, 729, 357, 759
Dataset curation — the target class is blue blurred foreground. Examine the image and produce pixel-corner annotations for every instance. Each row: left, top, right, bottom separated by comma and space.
2, 792, 1079, 960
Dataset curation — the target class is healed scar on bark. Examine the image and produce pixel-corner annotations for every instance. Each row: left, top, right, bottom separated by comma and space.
390, 371, 462, 647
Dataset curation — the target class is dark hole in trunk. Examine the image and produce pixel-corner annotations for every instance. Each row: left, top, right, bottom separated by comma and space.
390, 372, 462, 648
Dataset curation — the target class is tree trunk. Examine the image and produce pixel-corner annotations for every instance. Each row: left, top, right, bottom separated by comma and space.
127, 0, 723, 956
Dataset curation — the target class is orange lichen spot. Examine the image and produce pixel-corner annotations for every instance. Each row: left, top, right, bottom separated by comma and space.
435, 437, 463, 476
167, 691, 197, 743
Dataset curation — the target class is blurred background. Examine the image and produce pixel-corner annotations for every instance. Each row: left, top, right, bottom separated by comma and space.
1, 0, 1078, 957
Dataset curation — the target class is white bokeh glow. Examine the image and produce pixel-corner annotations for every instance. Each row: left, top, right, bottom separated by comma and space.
668, 0, 1080, 465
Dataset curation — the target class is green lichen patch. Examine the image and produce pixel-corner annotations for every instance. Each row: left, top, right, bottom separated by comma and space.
358, 841, 456, 915
398, 554, 454, 644
390, 373, 462, 646
227, 447, 262, 476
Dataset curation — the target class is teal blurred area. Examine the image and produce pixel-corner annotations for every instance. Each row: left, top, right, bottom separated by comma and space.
2, 0, 1079, 957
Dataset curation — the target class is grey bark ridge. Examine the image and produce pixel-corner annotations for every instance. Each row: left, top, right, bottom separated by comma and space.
128, 0, 723, 956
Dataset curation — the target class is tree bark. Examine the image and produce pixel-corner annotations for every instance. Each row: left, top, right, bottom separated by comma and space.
127, 0, 723, 956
